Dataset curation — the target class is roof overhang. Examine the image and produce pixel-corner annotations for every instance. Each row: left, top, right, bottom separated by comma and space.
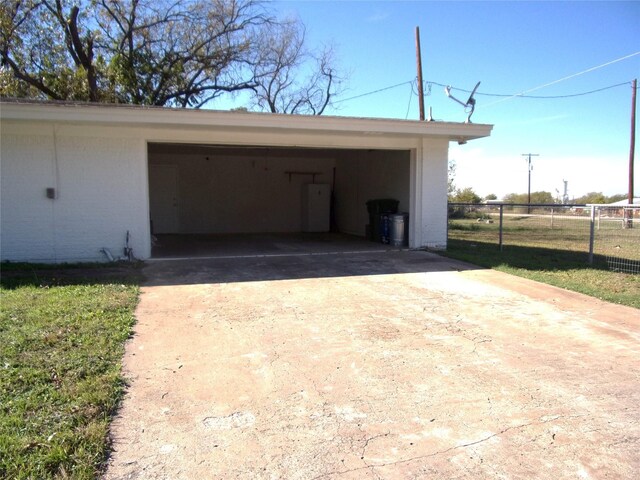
0, 99, 493, 144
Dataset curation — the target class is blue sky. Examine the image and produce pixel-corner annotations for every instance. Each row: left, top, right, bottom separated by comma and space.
226, 1, 640, 199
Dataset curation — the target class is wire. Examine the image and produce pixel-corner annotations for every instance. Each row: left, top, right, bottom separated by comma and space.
438, 81, 632, 99
332, 50, 640, 106
335, 78, 633, 107
405, 80, 414, 119
480, 51, 640, 108
332, 80, 413, 104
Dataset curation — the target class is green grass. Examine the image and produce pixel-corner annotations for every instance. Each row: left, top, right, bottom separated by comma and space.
442, 239, 640, 309
0, 264, 141, 479
449, 215, 640, 261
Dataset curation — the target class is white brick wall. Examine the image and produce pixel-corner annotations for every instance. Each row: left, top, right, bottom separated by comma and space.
417, 138, 449, 249
1, 132, 58, 261
1, 124, 150, 263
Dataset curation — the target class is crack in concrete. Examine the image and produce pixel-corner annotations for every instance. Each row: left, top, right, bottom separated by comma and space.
356, 430, 392, 480
359, 431, 391, 460
310, 415, 568, 479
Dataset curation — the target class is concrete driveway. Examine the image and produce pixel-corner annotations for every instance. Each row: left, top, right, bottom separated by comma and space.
104, 250, 639, 479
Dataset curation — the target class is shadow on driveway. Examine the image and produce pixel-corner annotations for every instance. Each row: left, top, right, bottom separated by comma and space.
143, 250, 482, 286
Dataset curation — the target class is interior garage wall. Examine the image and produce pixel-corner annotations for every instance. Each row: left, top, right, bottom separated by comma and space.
148, 145, 335, 234
334, 150, 410, 236
148, 145, 410, 237
1, 123, 149, 262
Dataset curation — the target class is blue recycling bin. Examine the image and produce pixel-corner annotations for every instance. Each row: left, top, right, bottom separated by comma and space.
366, 199, 399, 242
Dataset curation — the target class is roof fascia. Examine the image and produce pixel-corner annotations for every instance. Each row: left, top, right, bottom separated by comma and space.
0, 102, 493, 142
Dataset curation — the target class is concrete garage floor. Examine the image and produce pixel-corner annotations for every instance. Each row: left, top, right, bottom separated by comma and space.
151, 233, 396, 259
104, 250, 639, 479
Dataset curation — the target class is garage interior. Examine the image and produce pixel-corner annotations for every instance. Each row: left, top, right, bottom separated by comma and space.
147, 143, 411, 258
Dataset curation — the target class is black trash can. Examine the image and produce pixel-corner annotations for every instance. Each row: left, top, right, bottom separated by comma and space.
366, 199, 399, 242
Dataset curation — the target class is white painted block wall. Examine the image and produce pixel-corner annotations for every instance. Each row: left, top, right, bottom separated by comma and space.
416, 138, 449, 249
1, 124, 150, 262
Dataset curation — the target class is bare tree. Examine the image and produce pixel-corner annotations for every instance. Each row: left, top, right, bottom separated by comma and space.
0, 0, 342, 111
250, 19, 342, 115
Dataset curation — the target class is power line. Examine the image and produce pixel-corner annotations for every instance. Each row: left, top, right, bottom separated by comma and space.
333, 51, 639, 107
334, 78, 634, 107
480, 51, 640, 108
435, 81, 632, 99
332, 80, 413, 104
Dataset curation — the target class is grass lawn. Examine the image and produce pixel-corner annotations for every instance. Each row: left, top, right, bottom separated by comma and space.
442, 238, 640, 309
448, 214, 640, 263
0, 264, 142, 479
444, 215, 640, 309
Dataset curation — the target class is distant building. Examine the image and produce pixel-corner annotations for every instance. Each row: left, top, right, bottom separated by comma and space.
608, 198, 640, 206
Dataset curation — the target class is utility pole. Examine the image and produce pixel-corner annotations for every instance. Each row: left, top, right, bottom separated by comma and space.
627, 79, 636, 227
522, 153, 539, 213
415, 26, 425, 121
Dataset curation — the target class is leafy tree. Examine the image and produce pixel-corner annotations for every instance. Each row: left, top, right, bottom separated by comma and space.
573, 192, 607, 204
450, 187, 481, 204
484, 193, 498, 201
531, 191, 555, 204
503, 191, 556, 204
503, 193, 526, 204
0, 0, 341, 112
605, 193, 628, 204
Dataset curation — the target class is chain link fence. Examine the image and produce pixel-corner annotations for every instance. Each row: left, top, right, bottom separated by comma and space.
448, 203, 640, 274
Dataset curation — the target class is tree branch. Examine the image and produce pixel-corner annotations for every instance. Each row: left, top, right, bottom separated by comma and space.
2, 0, 339, 111
67, 6, 98, 101
155, 80, 258, 106
0, 54, 62, 99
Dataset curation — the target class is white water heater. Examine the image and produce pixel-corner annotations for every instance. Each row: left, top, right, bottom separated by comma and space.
302, 184, 330, 232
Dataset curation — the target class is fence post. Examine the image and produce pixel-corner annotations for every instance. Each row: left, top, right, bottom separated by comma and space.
446, 204, 449, 244
624, 207, 633, 229
588, 205, 596, 264
499, 204, 504, 252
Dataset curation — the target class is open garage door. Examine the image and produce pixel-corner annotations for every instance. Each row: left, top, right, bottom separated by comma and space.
147, 143, 410, 257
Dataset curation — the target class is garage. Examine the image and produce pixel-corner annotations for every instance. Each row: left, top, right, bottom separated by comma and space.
0, 100, 492, 263
147, 143, 410, 257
